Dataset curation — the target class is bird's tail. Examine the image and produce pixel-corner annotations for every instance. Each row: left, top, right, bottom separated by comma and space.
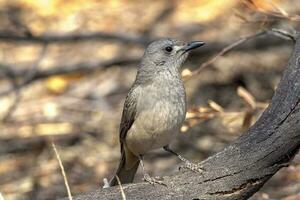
109, 148, 139, 186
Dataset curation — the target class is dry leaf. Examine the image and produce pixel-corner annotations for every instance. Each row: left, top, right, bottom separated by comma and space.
208, 100, 224, 112
180, 125, 189, 132
237, 86, 256, 109
181, 68, 192, 78
46, 76, 68, 94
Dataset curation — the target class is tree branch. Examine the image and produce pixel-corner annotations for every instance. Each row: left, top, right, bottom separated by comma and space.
0, 57, 139, 97
64, 33, 300, 200
0, 31, 151, 45
0, 29, 290, 53
0, 29, 293, 98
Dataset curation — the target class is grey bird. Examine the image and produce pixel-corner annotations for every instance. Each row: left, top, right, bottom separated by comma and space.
109, 38, 205, 186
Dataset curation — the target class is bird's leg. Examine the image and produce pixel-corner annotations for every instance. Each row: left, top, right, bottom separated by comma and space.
163, 145, 204, 173
138, 155, 166, 186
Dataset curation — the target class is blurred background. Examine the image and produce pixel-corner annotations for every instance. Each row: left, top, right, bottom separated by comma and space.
0, 0, 299, 199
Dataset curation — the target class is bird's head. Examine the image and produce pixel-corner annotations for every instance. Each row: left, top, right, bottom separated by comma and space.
141, 38, 205, 70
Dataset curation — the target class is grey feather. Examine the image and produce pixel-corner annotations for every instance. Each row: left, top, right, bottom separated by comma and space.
119, 85, 139, 150
109, 38, 205, 186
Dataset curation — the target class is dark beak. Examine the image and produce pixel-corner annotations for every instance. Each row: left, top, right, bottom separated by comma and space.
183, 41, 205, 53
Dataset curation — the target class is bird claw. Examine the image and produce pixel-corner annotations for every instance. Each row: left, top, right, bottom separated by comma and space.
180, 161, 205, 174
143, 174, 166, 186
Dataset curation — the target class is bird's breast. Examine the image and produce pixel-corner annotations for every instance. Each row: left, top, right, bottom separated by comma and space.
137, 75, 186, 132
125, 75, 186, 155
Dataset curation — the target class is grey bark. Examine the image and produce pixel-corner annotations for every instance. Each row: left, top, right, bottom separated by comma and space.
64, 33, 300, 200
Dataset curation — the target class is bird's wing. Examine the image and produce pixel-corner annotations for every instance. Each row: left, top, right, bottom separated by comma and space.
119, 86, 138, 152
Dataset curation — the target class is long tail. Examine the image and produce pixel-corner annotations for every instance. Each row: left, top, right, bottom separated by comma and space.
109, 148, 139, 186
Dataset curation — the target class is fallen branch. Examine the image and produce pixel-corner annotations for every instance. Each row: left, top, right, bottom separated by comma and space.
63, 33, 300, 200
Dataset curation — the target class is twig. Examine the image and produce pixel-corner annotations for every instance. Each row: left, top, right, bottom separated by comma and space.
0, 57, 138, 97
116, 176, 127, 200
185, 29, 295, 81
0, 66, 21, 120
5, 5, 33, 37
271, 28, 297, 43
184, 30, 268, 80
1, 44, 48, 121
52, 142, 73, 200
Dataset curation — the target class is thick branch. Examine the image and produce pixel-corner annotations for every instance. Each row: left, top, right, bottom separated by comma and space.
65, 33, 300, 200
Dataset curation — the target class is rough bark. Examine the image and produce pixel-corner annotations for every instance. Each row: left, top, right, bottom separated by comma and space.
65, 33, 300, 200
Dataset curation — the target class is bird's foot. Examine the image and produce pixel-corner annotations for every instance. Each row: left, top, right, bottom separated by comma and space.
143, 174, 166, 186
183, 161, 204, 173
178, 156, 204, 173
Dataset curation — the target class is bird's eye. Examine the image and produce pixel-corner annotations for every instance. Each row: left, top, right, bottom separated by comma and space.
165, 46, 173, 52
